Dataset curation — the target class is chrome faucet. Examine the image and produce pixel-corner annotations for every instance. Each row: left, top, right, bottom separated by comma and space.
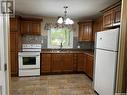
60, 42, 63, 50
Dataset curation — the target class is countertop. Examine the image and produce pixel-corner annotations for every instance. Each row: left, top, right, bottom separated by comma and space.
41, 49, 94, 57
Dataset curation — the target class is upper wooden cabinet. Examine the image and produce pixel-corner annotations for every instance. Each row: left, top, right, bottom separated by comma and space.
78, 21, 93, 41
21, 17, 42, 35
10, 16, 20, 32
113, 5, 121, 26
93, 16, 103, 41
103, 1, 121, 28
103, 9, 113, 28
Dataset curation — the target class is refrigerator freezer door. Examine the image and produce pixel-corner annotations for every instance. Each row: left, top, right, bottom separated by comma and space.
96, 28, 119, 51
94, 49, 117, 95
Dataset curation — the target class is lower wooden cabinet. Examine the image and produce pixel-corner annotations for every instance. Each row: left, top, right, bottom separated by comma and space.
41, 53, 51, 73
10, 52, 18, 76
51, 54, 62, 73
85, 54, 94, 79
77, 53, 85, 72
62, 54, 73, 72
41, 52, 94, 79
51, 54, 73, 73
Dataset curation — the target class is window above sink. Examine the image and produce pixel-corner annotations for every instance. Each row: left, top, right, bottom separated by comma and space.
48, 27, 73, 49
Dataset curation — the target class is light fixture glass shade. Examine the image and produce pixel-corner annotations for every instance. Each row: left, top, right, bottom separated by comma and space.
57, 17, 64, 24
64, 18, 74, 25
64, 18, 70, 25
69, 19, 74, 24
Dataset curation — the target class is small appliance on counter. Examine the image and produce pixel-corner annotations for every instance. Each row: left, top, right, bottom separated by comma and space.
18, 44, 41, 76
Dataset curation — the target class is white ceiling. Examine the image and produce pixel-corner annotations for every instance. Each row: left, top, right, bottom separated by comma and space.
15, 0, 119, 19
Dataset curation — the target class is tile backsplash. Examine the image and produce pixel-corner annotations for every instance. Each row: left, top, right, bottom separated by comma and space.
22, 35, 42, 44
22, 35, 94, 50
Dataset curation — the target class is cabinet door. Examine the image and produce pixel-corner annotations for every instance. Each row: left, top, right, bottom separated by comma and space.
32, 22, 41, 35
73, 54, 77, 71
78, 24, 84, 41
51, 54, 62, 73
103, 10, 113, 28
10, 32, 17, 52
10, 18, 18, 32
10, 17, 20, 32
62, 54, 73, 72
10, 52, 18, 76
93, 17, 103, 41
21, 21, 31, 34
41, 54, 51, 73
84, 54, 87, 73
113, 5, 121, 26
78, 22, 92, 41
86, 55, 94, 79
77, 53, 85, 72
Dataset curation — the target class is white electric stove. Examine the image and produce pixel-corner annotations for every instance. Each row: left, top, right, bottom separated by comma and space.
18, 44, 41, 76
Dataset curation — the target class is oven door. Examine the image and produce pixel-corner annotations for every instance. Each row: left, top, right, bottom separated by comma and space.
18, 52, 40, 69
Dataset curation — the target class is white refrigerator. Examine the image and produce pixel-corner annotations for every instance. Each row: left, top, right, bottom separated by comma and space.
94, 28, 119, 95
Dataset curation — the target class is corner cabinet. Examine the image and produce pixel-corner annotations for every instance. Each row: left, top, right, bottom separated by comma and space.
103, 1, 121, 28
78, 21, 93, 41
21, 18, 42, 35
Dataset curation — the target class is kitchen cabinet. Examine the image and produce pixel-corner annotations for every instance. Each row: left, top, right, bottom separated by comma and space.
51, 53, 73, 73
85, 54, 94, 79
41, 54, 51, 73
103, 9, 113, 28
10, 17, 21, 76
40, 51, 94, 79
10, 52, 18, 76
77, 53, 85, 72
21, 18, 42, 35
51, 54, 62, 73
78, 21, 93, 41
10, 32, 21, 76
10, 32, 21, 52
103, 1, 121, 28
73, 54, 77, 71
93, 16, 103, 41
113, 5, 121, 26
62, 54, 73, 72
10, 32, 17, 52
10, 16, 20, 32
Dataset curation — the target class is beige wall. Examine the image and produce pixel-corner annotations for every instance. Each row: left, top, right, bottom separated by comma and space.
41, 16, 79, 37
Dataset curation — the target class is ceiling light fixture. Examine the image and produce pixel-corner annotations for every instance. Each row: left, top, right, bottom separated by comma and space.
57, 6, 74, 25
